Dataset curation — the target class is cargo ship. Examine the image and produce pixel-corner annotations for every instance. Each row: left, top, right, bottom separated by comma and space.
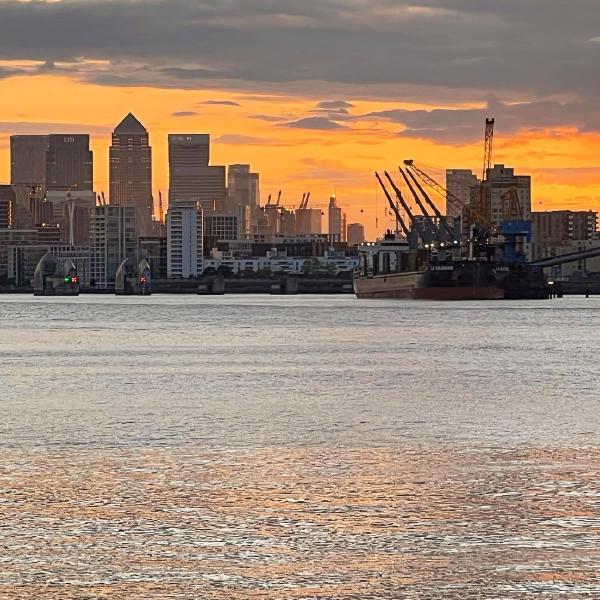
353, 234, 507, 300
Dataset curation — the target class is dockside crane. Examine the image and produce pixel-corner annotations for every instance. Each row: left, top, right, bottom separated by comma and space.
374, 172, 410, 238
401, 167, 455, 242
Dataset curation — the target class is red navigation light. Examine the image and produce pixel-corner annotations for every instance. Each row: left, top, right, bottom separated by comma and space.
139, 276, 147, 284
71, 276, 79, 284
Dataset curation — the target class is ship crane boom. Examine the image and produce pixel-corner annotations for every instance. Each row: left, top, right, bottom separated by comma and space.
374, 172, 410, 238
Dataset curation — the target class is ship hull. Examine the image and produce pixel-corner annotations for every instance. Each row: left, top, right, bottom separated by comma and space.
353, 269, 505, 300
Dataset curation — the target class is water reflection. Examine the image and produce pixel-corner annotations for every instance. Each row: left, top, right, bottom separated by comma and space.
1, 446, 599, 598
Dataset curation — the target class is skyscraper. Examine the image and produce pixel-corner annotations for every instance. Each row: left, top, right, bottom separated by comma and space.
45, 135, 93, 192
227, 164, 260, 235
328, 196, 345, 241
168, 133, 226, 212
10, 135, 49, 190
109, 113, 153, 235
10, 135, 49, 228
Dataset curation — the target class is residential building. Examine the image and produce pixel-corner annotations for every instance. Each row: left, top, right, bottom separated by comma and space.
446, 169, 479, 218
531, 210, 598, 261
166, 199, 203, 279
480, 164, 531, 229
90, 205, 137, 289
347, 223, 365, 246
109, 113, 153, 235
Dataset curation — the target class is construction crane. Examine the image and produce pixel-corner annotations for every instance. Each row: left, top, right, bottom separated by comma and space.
158, 191, 165, 225
483, 118, 495, 181
266, 193, 272, 207
304, 192, 311, 209
276, 190, 282, 207
374, 172, 410, 238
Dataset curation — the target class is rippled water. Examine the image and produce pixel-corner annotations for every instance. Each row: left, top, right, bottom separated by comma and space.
1, 295, 599, 598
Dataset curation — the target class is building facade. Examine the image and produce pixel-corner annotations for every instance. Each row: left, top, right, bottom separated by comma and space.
166, 199, 203, 279
90, 205, 137, 289
531, 210, 598, 261
168, 134, 210, 201
109, 113, 153, 236
481, 164, 532, 229
328, 196, 346, 242
346, 222, 365, 246
0, 185, 15, 229
45, 134, 93, 192
446, 169, 479, 219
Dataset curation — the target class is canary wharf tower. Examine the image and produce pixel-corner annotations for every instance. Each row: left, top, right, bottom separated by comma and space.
109, 113, 153, 235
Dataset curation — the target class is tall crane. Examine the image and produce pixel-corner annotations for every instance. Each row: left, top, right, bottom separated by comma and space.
158, 190, 165, 225
276, 190, 282, 207
483, 118, 495, 181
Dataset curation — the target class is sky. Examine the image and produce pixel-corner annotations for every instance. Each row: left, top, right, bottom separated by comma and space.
0, 0, 599, 238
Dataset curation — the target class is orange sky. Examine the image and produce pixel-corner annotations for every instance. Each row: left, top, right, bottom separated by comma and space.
1, 73, 599, 239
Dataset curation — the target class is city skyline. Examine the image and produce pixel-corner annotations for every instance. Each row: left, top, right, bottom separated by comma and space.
0, 2, 599, 240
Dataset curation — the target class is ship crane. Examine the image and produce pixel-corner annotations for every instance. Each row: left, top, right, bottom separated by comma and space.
401, 167, 456, 242
398, 167, 448, 243
403, 160, 488, 238
374, 172, 410, 238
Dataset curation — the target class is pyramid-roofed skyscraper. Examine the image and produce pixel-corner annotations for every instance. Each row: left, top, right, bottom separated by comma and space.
109, 113, 153, 235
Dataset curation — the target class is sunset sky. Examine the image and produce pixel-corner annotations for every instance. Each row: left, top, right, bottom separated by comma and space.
0, 0, 599, 238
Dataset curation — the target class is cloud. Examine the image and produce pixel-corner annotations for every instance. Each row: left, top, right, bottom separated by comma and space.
248, 114, 288, 123
0, 0, 598, 108
172, 111, 199, 117
0, 121, 110, 135
215, 134, 281, 145
316, 100, 354, 110
201, 100, 241, 106
282, 116, 348, 131
361, 97, 600, 143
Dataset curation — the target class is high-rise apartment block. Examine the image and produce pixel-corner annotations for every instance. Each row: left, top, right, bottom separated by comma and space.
446, 169, 479, 218
166, 199, 204, 279
168, 134, 226, 212
90, 205, 137, 289
481, 165, 531, 229
346, 222, 365, 246
109, 113, 153, 236
227, 164, 260, 235
531, 210, 598, 261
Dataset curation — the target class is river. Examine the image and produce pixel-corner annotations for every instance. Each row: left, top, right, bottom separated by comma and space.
1, 295, 599, 598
